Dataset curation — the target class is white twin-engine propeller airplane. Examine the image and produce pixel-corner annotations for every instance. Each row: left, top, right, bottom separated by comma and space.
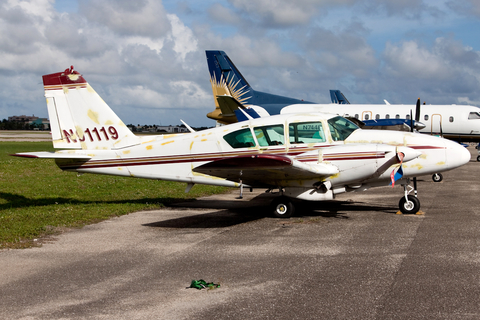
14, 67, 470, 217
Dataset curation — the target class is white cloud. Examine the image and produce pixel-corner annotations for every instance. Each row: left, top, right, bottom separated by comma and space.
4, 0, 55, 24
228, 0, 358, 27
1, 0, 480, 126
360, 0, 427, 18
447, 0, 480, 18
167, 14, 198, 61
208, 3, 242, 25
383, 38, 480, 84
383, 41, 448, 79
79, 0, 171, 39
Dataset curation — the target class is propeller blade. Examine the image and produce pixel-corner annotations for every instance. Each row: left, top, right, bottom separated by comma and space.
410, 109, 413, 132
415, 98, 421, 122
412, 99, 421, 199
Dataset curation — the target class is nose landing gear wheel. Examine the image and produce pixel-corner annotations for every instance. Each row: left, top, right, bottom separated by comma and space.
399, 195, 420, 214
271, 196, 295, 218
432, 173, 443, 182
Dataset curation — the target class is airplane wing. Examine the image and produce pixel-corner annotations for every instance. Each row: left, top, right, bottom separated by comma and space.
13, 152, 92, 160
193, 154, 338, 187
362, 119, 426, 131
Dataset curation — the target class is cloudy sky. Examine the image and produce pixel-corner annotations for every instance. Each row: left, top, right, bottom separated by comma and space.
1, 0, 480, 127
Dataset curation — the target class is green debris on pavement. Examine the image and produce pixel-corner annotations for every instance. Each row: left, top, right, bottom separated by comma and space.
189, 279, 220, 290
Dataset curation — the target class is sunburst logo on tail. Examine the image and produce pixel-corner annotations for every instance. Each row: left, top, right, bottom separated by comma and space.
210, 72, 251, 107
207, 72, 252, 123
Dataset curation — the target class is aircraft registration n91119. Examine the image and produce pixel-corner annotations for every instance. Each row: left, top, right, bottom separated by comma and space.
14, 67, 471, 217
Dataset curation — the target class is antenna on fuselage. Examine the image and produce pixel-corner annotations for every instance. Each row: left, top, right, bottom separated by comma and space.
180, 120, 196, 133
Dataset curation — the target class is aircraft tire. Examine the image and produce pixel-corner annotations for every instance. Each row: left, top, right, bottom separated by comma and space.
398, 195, 420, 214
477, 155, 480, 162
271, 196, 295, 218
432, 173, 443, 182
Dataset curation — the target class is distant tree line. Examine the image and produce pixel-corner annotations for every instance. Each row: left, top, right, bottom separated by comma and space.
0, 119, 45, 130
126, 124, 212, 132
0, 118, 212, 131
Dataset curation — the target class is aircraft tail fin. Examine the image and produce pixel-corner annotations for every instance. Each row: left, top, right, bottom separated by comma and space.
206, 50, 312, 123
330, 90, 350, 104
206, 50, 253, 123
43, 66, 139, 150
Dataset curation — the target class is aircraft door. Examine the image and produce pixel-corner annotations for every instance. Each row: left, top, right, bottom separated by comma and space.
431, 114, 442, 135
362, 111, 373, 121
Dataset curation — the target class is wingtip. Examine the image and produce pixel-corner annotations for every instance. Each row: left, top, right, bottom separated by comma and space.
10, 153, 39, 158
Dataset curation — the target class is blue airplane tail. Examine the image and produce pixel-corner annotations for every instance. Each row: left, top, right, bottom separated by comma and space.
330, 90, 350, 104
206, 50, 312, 123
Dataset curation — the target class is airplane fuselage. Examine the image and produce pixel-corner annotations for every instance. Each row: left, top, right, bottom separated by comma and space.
47, 113, 470, 201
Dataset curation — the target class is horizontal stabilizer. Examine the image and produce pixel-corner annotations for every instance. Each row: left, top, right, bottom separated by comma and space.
13, 152, 92, 160
194, 154, 338, 187
216, 95, 244, 117
234, 108, 260, 122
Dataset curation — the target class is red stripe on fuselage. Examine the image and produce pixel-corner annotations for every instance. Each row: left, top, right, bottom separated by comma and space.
57, 145, 443, 170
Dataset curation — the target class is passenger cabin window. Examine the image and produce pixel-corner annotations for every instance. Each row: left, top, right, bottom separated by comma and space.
468, 112, 480, 119
375, 114, 380, 120
289, 122, 326, 144
223, 128, 255, 148
328, 116, 359, 141
364, 114, 370, 120
354, 114, 359, 119
424, 115, 429, 121
254, 125, 284, 146
449, 116, 454, 122
406, 114, 410, 120
385, 114, 390, 119
395, 114, 400, 119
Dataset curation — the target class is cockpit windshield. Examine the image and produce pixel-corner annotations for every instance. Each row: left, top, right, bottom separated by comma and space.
223, 128, 255, 148
327, 116, 359, 141
254, 125, 285, 146
468, 112, 480, 120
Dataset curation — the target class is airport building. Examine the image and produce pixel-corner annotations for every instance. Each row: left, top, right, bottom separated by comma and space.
6, 115, 50, 130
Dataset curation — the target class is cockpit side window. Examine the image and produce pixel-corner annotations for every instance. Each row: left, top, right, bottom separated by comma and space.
468, 112, 480, 120
327, 116, 359, 141
289, 122, 326, 144
223, 128, 255, 148
253, 125, 285, 146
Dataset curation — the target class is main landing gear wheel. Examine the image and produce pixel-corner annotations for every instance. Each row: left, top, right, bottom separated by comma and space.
399, 195, 420, 214
432, 173, 443, 182
271, 196, 295, 218
477, 155, 480, 162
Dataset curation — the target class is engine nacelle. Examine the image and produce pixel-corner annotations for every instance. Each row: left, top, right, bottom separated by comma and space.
396, 146, 422, 162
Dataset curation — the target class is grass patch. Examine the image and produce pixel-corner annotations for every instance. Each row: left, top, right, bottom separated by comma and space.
0, 141, 231, 249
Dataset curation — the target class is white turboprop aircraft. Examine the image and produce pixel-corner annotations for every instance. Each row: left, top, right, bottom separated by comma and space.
14, 67, 470, 217
281, 102, 480, 143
